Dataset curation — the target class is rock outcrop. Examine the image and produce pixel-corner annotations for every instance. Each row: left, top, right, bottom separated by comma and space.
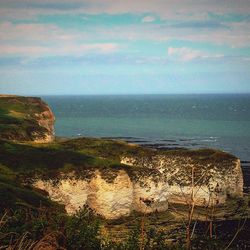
34, 149, 243, 219
121, 152, 243, 206
0, 95, 55, 142
34, 170, 169, 219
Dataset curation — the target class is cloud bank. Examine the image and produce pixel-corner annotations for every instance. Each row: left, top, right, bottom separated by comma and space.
0, 0, 250, 94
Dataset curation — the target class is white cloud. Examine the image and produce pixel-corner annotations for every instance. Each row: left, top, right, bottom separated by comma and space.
0, 43, 120, 56
167, 47, 223, 61
1, 0, 250, 21
142, 15, 155, 23
92, 22, 250, 47
0, 22, 120, 57
0, 22, 81, 42
0, 1, 250, 59
78, 43, 119, 54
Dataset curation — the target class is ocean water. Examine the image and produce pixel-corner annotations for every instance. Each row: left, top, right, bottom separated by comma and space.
43, 94, 250, 164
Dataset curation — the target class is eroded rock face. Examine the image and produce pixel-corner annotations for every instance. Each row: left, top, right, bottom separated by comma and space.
34, 150, 243, 219
88, 171, 133, 218
121, 155, 243, 206
34, 178, 88, 214
33, 170, 169, 219
133, 180, 168, 213
32, 98, 55, 143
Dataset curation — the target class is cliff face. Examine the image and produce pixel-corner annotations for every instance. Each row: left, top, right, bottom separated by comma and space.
33, 149, 243, 219
34, 170, 168, 219
121, 154, 243, 206
0, 95, 55, 142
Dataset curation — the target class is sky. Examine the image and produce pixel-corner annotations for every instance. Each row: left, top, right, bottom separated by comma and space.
0, 0, 250, 95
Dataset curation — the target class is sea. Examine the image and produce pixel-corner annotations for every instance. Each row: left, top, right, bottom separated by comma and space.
42, 94, 250, 188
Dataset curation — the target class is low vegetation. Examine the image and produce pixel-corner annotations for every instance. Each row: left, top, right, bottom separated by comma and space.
0, 137, 249, 249
0, 96, 50, 141
1, 204, 250, 249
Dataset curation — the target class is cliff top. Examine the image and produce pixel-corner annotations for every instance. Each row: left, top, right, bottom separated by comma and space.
0, 95, 54, 142
60, 137, 237, 166
0, 136, 238, 181
0, 94, 18, 97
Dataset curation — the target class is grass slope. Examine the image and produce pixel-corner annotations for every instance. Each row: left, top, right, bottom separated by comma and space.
0, 96, 49, 141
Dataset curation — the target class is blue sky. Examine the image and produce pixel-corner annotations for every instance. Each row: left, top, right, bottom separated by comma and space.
0, 0, 250, 95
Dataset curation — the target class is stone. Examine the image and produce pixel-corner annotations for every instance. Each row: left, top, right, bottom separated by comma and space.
34, 170, 169, 219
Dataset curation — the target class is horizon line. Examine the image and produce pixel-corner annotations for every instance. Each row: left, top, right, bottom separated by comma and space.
2, 92, 250, 97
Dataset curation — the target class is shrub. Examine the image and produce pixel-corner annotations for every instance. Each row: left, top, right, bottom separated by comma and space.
65, 207, 102, 250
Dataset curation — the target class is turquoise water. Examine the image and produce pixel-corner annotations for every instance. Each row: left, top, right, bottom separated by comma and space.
43, 94, 250, 161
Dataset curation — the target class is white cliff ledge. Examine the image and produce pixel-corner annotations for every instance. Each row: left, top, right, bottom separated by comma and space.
34, 170, 168, 219
34, 149, 243, 219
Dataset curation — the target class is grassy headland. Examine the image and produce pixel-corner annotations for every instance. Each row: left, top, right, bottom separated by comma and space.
0, 95, 249, 249
0, 96, 53, 141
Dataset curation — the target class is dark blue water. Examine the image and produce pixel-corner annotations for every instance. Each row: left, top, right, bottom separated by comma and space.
43, 94, 250, 163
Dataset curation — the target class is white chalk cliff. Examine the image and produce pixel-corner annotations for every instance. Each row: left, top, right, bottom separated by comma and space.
34, 151, 243, 219
34, 170, 168, 219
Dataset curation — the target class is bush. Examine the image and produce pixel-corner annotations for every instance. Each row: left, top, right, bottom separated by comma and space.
0, 206, 102, 250
65, 207, 102, 250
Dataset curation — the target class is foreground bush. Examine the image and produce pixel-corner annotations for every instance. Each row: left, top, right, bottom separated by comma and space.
1, 206, 250, 250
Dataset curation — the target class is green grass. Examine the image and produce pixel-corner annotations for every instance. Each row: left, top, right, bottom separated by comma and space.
60, 137, 154, 161
0, 96, 50, 141
0, 135, 239, 186
0, 108, 22, 124
0, 96, 44, 114
0, 156, 62, 212
161, 147, 237, 163
0, 139, 144, 184
60, 137, 237, 167
0, 165, 62, 212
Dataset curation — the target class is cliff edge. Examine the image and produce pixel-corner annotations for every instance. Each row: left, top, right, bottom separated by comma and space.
0, 96, 244, 220
33, 140, 243, 219
0, 95, 55, 142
